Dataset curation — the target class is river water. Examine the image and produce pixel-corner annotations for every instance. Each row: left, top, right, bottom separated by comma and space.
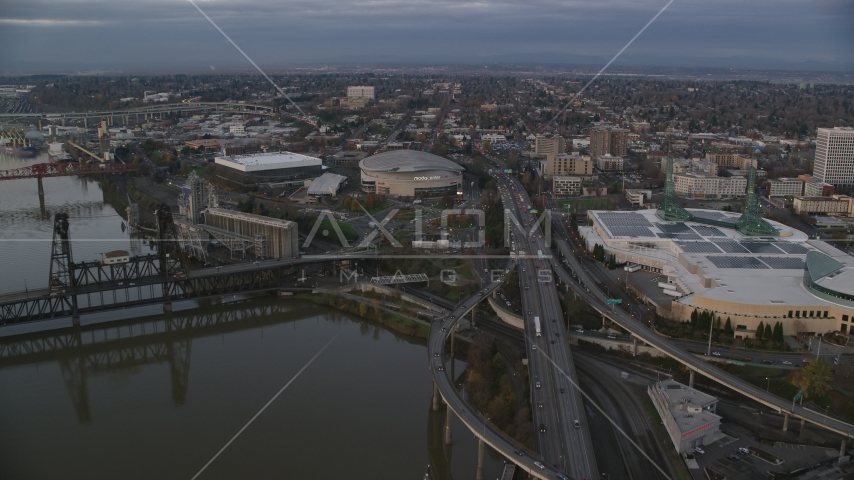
0, 155, 505, 479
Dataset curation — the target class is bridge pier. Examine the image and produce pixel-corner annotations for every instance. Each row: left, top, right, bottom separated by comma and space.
632, 337, 638, 356
432, 380, 440, 411
476, 438, 484, 480
37, 176, 46, 218
782, 412, 789, 432
72, 315, 80, 327
841, 438, 847, 457
444, 404, 453, 445
801, 418, 806, 434
83, 117, 87, 128
163, 301, 173, 313
689, 370, 695, 388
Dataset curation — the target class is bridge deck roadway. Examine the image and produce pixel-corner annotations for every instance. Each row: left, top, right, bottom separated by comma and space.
428, 263, 575, 480
549, 223, 854, 438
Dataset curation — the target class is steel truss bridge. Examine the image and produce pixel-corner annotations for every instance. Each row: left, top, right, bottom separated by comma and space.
0, 102, 276, 122
0, 301, 316, 423
0, 161, 139, 181
369, 273, 429, 284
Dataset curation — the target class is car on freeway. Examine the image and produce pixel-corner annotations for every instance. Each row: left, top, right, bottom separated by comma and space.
694, 447, 705, 455
737, 447, 750, 455
607, 334, 617, 339
556, 474, 570, 480
538, 402, 543, 408
514, 449, 524, 456
573, 420, 580, 429
538, 424, 546, 433
575, 328, 584, 333
534, 461, 545, 469
782, 360, 792, 365
712, 351, 721, 356
742, 357, 752, 361
437, 365, 444, 371
433, 352, 439, 357
763, 360, 773, 365
535, 381, 541, 388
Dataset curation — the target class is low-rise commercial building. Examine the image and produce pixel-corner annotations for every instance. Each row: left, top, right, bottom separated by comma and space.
534, 134, 565, 155
347, 86, 375, 99
306, 173, 348, 197
804, 180, 835, 197
706, 153, 757, 170
648, 379, 723, 454
625, 189, 652, 207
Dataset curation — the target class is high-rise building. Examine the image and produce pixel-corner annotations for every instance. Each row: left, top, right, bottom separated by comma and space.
534, 134, 565, 155
346, 86, 375, 100
589, 127, 628, 159
814, 127, 854, 187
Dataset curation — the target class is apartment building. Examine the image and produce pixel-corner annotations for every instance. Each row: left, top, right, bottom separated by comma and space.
346, 86, 375, 99
706, 153, 758, 170
535, 135, 565, 155
814, 127, 854, 187
545, 153, 593, 176
590, 127, 628, 158
596, 154, 624, 171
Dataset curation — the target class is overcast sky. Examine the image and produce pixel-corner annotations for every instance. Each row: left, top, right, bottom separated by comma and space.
0, 0, 852, 74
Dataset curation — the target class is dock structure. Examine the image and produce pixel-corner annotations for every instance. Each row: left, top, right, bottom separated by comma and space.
203, 207, 299, 259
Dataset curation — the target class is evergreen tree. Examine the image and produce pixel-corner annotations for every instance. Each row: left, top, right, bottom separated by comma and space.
756, 321, 765, 340
691, 309, 699, 326
764, 324, 773, 340
774, 322, 785, 343
715, 316, 722, 330
608, 253, 616, 270
724, 318, 733, 334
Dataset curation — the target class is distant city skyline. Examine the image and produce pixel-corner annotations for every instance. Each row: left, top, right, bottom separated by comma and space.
0, 0, 852, 74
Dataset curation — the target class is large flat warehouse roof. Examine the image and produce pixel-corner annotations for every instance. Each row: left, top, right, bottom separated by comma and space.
215, 152, 321, 172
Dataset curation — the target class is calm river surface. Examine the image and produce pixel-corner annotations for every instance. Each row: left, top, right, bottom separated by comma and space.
0, 155, 504, 479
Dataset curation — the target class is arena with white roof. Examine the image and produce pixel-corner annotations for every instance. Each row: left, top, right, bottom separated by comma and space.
581, 207, 854, 336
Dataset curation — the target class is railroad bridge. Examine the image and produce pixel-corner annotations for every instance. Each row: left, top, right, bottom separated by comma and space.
0, 208, 315, 326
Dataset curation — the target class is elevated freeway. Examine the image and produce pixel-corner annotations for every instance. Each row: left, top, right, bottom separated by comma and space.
0, 102, 276, 121
548, 215, 854, 442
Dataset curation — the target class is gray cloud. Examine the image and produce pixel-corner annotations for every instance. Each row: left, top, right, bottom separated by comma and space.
0, 0, 851, 73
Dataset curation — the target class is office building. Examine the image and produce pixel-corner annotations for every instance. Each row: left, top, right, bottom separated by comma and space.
551, 176, 583, 197
814, 127, 854, 187
590, 127, 628, 159
534, 135, 565, 155
793, 195, 854, 216
673, 172, 747, 198
768, 178, 804, 198
347, 86, 375, 100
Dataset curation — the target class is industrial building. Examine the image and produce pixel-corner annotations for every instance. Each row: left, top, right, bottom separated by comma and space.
359, 150, 463, 197
215, 152, 322, 185
204, 207, 299, 259
648, 379, 722, 454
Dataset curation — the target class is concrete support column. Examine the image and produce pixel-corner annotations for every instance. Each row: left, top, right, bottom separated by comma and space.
632, 337, 638, 356
37, 177, 46, 218
163, 301, 173, 313
444, 405, 453, 445
841, 438, 846, 457
476, 438, 484, 480
800, 418, 806, 433
689, 370, 695, 388
432, 380, 440, 412
782, 413, 789, 432
83, 117, 87, 128
72, 315, 80, 327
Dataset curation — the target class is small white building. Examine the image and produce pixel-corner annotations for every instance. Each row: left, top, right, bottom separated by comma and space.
648, 379, 723, 454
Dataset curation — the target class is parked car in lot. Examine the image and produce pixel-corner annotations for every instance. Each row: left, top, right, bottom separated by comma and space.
694, 447, 705, 455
